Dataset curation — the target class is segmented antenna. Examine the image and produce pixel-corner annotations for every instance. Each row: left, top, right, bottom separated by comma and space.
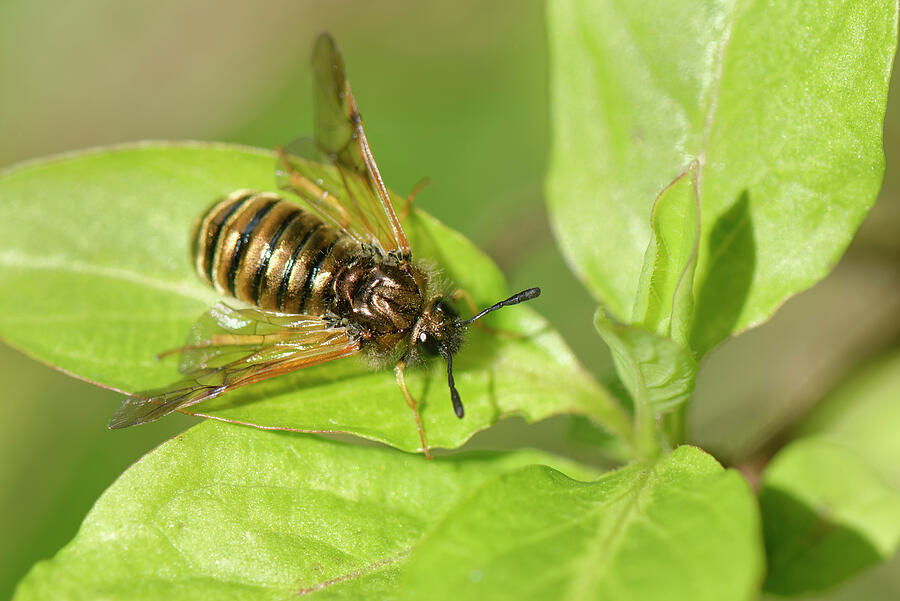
463, 287, 541, 324
447, 353, 463, 418
445, 287, 541, 420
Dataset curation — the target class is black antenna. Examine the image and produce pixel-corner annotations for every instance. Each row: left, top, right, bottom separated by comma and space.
447, 353, 464, 418
463, 287, 541, 324
445, 287, 540, 420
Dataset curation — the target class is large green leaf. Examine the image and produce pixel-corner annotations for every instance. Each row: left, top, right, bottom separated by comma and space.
760, 437, 900, 596
13, 421, 598, 600
0, 143, 628, 454
400, 445, 763, 601
547, 0, 897, 354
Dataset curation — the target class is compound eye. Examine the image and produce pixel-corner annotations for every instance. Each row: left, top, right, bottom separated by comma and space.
416, 331, 441, 356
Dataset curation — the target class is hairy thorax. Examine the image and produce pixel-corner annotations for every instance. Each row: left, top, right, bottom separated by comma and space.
331, 254, 426, 338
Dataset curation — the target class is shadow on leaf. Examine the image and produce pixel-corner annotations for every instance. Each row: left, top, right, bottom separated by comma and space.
691, 190, 756, 355
760, 484, 883, 595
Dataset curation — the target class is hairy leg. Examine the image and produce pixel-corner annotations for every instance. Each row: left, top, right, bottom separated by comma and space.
394, 360, 432, 459
399, 176, 431, 222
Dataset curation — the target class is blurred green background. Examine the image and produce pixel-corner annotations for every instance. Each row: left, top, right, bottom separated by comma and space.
1, 1, 898, 598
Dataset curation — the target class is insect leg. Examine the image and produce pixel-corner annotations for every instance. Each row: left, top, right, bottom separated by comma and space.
394, 360, 432, 459
399, 176, 431, 222
450, 288, 524, 339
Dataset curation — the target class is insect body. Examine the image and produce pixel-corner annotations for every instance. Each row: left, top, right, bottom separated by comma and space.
109, 33, 540, 457
194, 191, 353, 316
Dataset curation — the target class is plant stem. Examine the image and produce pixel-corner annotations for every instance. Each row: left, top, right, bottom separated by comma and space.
632, 384, 662, 461
662, 409, 686, 449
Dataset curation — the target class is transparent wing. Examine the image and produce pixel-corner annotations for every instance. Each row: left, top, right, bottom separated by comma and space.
275, 32, 410, 256
108, 303, 360, 428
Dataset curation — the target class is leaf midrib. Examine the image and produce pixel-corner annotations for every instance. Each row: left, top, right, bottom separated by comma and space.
0, 250, 213, 303
566, 463, 654, 601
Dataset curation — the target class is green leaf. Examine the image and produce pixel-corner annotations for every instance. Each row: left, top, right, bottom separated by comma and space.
632, 162, 700, 349
594, 309, 697, 457
13, 421, 598, 600
798, 349, 900, 489
547, 0, 897, 354
399, 445, 763, 601
760, 437, 900, 596
0, 143, 629, 454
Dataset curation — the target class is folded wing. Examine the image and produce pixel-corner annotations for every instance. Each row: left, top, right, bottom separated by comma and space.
275, 32, 410, 257
108, 303, 360, 428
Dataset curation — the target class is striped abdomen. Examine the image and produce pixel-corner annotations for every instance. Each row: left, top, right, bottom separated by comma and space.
192, 189, 357, 315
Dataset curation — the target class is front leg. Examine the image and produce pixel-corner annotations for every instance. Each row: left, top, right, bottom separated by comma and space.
394, 359, 432, 459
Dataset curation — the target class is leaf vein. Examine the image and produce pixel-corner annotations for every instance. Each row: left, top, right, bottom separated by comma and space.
0, 250, 214, 303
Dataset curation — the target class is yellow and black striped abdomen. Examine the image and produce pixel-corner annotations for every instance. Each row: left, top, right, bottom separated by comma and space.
192, 189, 356, 314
